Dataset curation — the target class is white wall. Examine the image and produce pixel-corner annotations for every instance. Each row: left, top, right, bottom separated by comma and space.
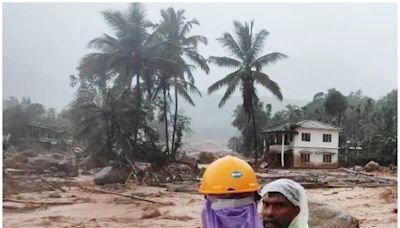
293, 128, 339, 149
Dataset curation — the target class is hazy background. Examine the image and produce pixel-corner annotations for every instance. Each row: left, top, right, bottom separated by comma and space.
3, 3, 397, 142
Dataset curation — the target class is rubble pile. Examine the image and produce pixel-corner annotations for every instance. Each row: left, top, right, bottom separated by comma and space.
256, 167, 396, 189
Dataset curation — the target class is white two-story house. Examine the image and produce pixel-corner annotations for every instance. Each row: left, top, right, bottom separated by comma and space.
261, 120, 341, 168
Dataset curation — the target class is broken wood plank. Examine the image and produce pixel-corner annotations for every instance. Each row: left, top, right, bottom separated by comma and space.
3, 198, 75, 205
39, 177, 67, 192
78, 186, 158, 204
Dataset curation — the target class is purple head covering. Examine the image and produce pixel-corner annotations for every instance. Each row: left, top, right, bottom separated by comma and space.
201, 197, 263, 228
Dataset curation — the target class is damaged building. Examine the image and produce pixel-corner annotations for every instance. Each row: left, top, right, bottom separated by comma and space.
262, 120, 341, 169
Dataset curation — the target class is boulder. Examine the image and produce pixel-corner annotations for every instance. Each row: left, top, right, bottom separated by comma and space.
197, 151, 215, 164
353, 165, 364, 172
308, 199, 359, 228
57, 161, 79, 177
364, 161, 380, 172
29, 157, 59, 173
4, 154, 29, 168
94, 165, 130, 185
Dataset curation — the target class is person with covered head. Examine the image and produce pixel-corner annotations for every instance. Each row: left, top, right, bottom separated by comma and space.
199, 155, 263, 228
260, 179, 309, 228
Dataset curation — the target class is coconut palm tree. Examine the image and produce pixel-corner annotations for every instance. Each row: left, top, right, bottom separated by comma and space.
153, 7, 209, 159
78, 3, 181, 148
208, 20, 286, 164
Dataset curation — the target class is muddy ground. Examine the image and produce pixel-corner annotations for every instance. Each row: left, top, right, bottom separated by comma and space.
3, 170, 397, 228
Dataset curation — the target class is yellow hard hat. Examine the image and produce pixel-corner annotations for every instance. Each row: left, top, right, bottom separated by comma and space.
199, 155, 260, 194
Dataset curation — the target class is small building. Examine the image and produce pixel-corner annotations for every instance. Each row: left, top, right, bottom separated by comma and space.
261, 120, 341, 169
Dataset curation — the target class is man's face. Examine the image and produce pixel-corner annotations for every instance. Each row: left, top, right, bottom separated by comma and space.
261, 192, 300, 228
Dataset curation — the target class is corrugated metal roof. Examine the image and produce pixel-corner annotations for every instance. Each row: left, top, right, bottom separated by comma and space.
296, 120, 341, 130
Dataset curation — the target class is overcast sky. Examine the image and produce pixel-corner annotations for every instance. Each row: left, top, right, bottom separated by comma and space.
3, 3, 397, 111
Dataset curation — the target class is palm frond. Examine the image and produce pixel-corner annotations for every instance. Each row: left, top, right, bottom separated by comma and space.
251, 29, 269, 58
207, 70, 240, 94
233, 21, 252, 59
217, 32, 244, 59
183, 35, 207, 47
78, 52, 116, 75
208, 56, 241, 68
252, 52, 288, 70
87, 33, 119, 52
101, 10, 128, 38
253, 71, 283, 100
184, 49, 210, 74
175, 84, 195, 106
218, 76, 241, 107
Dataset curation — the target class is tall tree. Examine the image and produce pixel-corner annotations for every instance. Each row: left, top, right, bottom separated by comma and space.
154, 7, 209, 159
208, 20, 286, 164
324, 89, 348, 126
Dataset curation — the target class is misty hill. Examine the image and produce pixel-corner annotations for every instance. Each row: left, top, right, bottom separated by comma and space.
179, 93, 307, 144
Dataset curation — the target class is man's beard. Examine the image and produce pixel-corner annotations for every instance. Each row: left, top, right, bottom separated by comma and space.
263, 218, 282, 228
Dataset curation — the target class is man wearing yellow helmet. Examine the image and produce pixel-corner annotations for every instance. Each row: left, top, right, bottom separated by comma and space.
199, 155, 263, 228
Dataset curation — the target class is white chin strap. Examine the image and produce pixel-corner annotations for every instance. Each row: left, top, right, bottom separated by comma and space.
209, 196, 255, 210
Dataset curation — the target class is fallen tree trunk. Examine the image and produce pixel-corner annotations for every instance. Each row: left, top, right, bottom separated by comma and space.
338, 167, 374, 176
39, 177, 66, 192
3, 198, 75, 205
78, 186, 158, 204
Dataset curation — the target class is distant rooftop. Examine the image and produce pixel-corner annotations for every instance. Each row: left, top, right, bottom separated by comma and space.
262, 120, 341, 134
296, 120, 341, 130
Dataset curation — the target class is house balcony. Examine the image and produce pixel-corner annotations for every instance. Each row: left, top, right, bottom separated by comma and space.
267, 144, 293, 153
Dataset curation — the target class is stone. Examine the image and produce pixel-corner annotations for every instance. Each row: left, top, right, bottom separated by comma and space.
94, 165, 130, 185
197, 151, 215, 164
29, 157, 59, 173
365, 161, 380, 172
353, 165, 364, 172
308, 198, 360, 228
4, 154, 28, 168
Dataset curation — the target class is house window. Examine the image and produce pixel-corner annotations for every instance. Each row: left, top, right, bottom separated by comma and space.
323, 154, 332, 163
301, 133, 310, 142
323, 134, 332, 142
301, 153, 310, 163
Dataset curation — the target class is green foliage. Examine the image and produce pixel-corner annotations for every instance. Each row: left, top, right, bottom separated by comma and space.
3, 97, 45, 145
231, 89, 397, 166
324, 89, 348, 126
67, 4, 202, 167
208, 20, 286, 163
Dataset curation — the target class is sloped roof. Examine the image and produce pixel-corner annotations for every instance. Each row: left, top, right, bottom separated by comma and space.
296, 120, 341, 130
262, 120, 341, 134
262, 123, 299, 134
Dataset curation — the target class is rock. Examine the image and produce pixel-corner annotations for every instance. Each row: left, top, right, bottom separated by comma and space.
20, 149, 39, 158
52, 153, 64, 160
141, 207, 161, 219
353, 165, 364, 172
29, 157, 60, 173
57, 161, 79, 177
13, 162, 33, 170
308, 199, 360, 228
94, 165, 130, 185
4, 154, 28, 168
365, 161, 380, 172
49, 193, 61, 198
197, 151, 215, 164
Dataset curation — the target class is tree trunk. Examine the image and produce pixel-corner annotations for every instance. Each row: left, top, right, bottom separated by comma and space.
250, 100, 258, 166
171, 87, 178, 161
134, 74, 141, 145
163, 88, 170, 156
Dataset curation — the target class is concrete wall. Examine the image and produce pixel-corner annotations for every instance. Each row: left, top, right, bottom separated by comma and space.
293, 128, 339, 149
292, 128, 339, 168
293, 147, 338, 168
